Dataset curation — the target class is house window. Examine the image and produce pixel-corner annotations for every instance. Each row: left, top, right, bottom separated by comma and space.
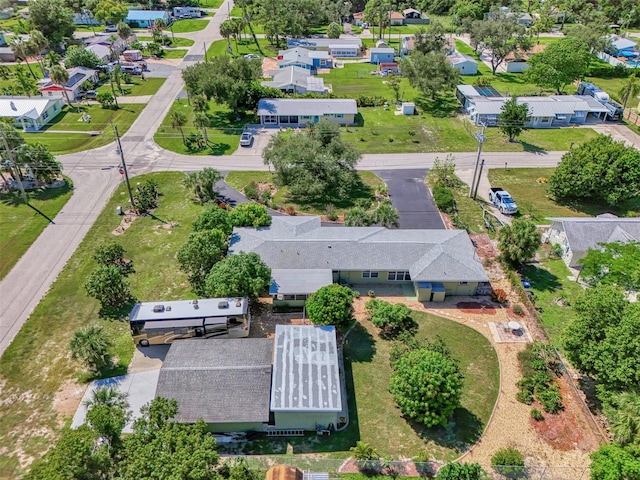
294, 294, 308, 301
362, 271, 379, 278
459, 281, 468, 285
263, 115, 277, 124
335, 113, 344, 118
42, 111, 49, 120
388, 271, 411, 281
283, 295, 295, 300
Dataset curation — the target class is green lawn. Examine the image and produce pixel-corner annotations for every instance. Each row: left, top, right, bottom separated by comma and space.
0, 172, 203, 477
0, 63, 44, 91
225, 170, 384, 213
520, 256, 584, 347
162, 48, 188, 58
22, 104, 145, 154
0, 180, 73, 280
97, 77, 165, 96
155, 100, 252, 155
170, 18, 209, 33
198, 0, 223, 7
136, 36, 195, 47
487, 167, 640, 222
207, 38, 279, 59
0, 16, 30, 33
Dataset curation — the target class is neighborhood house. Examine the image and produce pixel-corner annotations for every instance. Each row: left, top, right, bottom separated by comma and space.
446, 51, 478, 75
257, 99, 357, 126
277, 47, 332, 73
0, 97, 63, 131
38, 66, 97, 101
153, 325, 344, 433
369, 47, 395, 64
543, 216, 640, 268
230, 216, 491, 306
287, 38, 362, 57
125, 10, 171, 27
262, 67, 327, 94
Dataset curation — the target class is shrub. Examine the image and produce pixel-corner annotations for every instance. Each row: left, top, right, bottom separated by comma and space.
549, 243, 564, 258
531, 408, 544, 421
367, 290, 375, 297
184, 132, 207, 151
133, 179, 159, 213
491, 447, 525, 477
512, 304, 524, 316
284, 205, 296, 216
365, 299, 415, 338
259, 189, 272, 206
306, 284, 355, 328
537, 383, 563, 414
432, 182, 455, 214
243, 181, 259, 200
356, 95, 388, 107
229, 202, 272, 228
388, 136, 394, 142
325, 203, 338, 221
491, 288, 508, 304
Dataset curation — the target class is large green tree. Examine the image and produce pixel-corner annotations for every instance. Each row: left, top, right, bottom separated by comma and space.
389, 348, 464, 428
579, 241, 640, 290
15, 143, 62, 184
589, 443, 640, 480
228, 202, 272, 228
603, 392, 640, 446
253, 0, 327, 47
29, 0, 75, 45
548, 135, 640, 207
263, 119, 361, 204
306, 284, 355, 328
177, 229, 228, 295
525, 37, 592, 94
64, 45, 103, 69
204, 252, 271, 299
93, 242, 133, 275
85, 266, 135, 315
498, 97, 530, 142
402, 52, 460, 99
412, 21, 449, 54
619, 74, 640, 110
497, 218, 540, 266
118, 398, 220, 480
193, 206, 233, 236
92, 0, 128, 25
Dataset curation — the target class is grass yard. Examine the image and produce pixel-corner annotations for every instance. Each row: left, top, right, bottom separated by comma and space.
0, 180, 73, 280
0, 172, 202, 477
23, 104, 145, 154
136, 36, 195, 47
0, 63, 44, 91
207, 38, 279, 58
155, 100, 252, 155
487, 167, 640, 222
520, 256, 584, 347
170, 18, 209, 33
198, 0, 223, 7
224, 170, 384, 213
97, 77, 166, 96
161, 48, 188, 59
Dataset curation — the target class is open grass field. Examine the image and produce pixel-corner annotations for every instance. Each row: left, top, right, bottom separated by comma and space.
170, 18, 209, 33
198, 0, 223, 7
244, 312, 499, 460
137, 36, 195, 47
207, 38, 279, 58
0, 172, 202, 478
161, 48, 188, 58
0, 63, 44, 91
97, 77, 165, 96
225, 170, 384, 214
155, 100, 252, 155
487, 167, 640, 222
0, 180, 73, 280
520, 256, 583, 347
22, 104, 145, 154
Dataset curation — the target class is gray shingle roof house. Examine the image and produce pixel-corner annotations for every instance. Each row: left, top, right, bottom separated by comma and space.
262, 66, 326, 94
271, 325, 343, 430
155, 338, 273, 432
543, 216, 640, 268
257, 99, 357, 127
230, 216, 490, 302
446, 52, 478, 75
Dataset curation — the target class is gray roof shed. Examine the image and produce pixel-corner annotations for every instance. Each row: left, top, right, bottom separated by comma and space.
271, 325, 342, 412
156, 338, 273, 424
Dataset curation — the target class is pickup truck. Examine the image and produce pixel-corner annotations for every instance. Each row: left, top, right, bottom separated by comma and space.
488, 187, 518, 215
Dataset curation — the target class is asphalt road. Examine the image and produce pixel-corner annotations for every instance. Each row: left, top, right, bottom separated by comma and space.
376, 169, 444, 229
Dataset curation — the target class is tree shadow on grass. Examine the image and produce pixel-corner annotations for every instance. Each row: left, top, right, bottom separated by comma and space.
405, 407, 484, 452
0, 179, 72, 207
287, 176, 375, 212
520, 141, 546, 153
520, 264, 562, 293
552, 195, 640, 218
413, 94, 459, 118
344, 321, 377, 363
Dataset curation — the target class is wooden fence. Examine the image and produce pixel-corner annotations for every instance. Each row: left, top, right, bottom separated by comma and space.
624, 109, 640, 126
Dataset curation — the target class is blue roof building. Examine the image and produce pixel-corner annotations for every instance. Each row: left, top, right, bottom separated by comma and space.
125, 10, 171, 27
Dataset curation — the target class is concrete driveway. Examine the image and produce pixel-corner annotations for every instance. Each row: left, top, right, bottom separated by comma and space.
376, 169, 445, 229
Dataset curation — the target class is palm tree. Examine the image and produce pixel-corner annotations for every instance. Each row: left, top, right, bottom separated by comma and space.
183, 168, 222, 204
111, 63, 123, 96
69, 324, 112, 371
350, 441, 379, 472
9, 37, 37, 79
373, 201, 400, 228
170, 110, 188, 144
193, 112, 210, 142
84, 386, 129, 410
153, 18, 167, 44
604, 392, 640, 446
618, 74, 640, 110
14, 66, 38, 97
43, 51, 61, 77
50, 65, 73, 108
191, 94, 208, 114
220, 19, 235, 52
235, 0, 263, 55
27, 30, 49, 78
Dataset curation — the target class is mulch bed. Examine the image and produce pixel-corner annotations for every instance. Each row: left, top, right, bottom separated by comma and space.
456, 301, 497, 315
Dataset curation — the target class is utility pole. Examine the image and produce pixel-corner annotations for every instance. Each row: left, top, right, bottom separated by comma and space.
1, 133, 27, 203
473, 159, 485, 200
113, 125, 135, 210
469, 123, 486, 198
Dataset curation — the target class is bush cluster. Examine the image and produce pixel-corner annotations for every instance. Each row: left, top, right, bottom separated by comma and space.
365, 299, 416, 339
432, 181, 455, 214
516, 343, 563, 414
356, 95, 388, 107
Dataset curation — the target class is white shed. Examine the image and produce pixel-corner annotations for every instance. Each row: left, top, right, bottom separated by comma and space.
401, 102, 415, 115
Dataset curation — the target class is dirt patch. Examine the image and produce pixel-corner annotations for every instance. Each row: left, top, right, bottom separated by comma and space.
53, 381, 87, 418
112, 211, 140, 235
261, 57, 278, 77
456, 301, 496, 315
441, 212, 455, 229
151, 221, 178, 231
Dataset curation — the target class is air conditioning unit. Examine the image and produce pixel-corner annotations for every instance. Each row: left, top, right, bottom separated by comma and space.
218, 301, 229, 309
153, 305, 164, 313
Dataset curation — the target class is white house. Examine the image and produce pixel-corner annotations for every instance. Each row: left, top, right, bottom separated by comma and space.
85, 44, 111, 62
287, 38, 362, 57
446, 51, 478, 75
543, 216, 640, 268
262, 66, 326, 94
0, 97, 64, 131
257, 98, 357, 126
277, 47, 332, 72
38, 66, 98, 101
